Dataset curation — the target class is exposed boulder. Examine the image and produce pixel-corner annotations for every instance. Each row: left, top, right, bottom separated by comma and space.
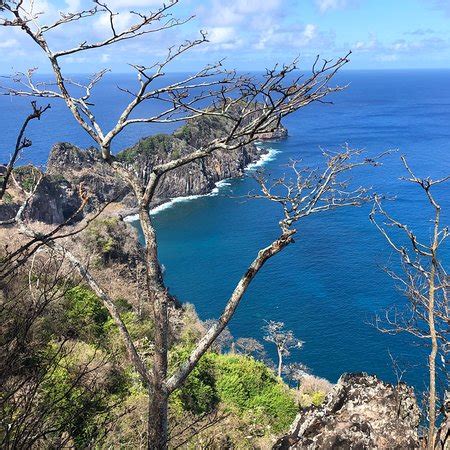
274, 373, 420, 450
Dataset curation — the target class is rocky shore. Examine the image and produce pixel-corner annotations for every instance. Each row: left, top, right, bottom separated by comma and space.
0, 117, 287, 224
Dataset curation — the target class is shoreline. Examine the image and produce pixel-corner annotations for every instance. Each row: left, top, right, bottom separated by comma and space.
123, 145, 280, 222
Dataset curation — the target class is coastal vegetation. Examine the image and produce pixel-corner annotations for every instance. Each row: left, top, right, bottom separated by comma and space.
0, 233, 323, 447
0, 0, 448, 449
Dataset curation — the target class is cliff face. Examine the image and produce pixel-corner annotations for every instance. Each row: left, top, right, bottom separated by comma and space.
1, 117, 286, 224
274, 373, 420, 450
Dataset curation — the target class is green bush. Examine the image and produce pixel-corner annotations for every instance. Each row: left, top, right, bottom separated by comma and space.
213, 354, 297, 432
2, 191, 13, 203
39, 342, 130, 448
118, 134, 174, 162
170, 350, 297, 433
85, 217, 120, 264
311, 391, 327, 406
64, 286, 110, 341
170, 347, 219, 415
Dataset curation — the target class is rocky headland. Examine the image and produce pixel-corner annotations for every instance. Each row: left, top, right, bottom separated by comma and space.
0, 115, 287, 224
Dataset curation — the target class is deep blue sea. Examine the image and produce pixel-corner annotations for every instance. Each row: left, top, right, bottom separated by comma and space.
1, 70, 449, 394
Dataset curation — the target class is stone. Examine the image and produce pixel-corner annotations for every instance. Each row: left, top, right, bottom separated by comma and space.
274, 373, 420, 450
4, 113, 287, 224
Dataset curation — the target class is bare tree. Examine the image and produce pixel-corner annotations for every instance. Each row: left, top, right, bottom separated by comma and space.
0, 248, 127, 449
283, 362, 310, 389
0, 101, 50, 201
370, 156, 449, 449
235, 337, 264, 357
263, 320, 303, 378
0, 1, 383, 447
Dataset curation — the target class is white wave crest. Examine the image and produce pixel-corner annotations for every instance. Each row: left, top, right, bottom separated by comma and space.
210, 178, 232, 195
123, 214, 139, 222
245, 147, 280, 171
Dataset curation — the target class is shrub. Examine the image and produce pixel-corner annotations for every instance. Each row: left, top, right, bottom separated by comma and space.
170, 347, 219, 415
64, 286, 110, 341
39, 342, 130, 448
212, 354, 297, 432
82, 217, 142, 268
169, 350, 297, 432
297, 374, 333, 409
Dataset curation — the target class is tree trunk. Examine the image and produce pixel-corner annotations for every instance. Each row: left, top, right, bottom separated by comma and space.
147, 289, 169, 449
148, 384, 169, 449
137, 208, 170, 449
277, 348, 283, 378
427, 260, 438, 450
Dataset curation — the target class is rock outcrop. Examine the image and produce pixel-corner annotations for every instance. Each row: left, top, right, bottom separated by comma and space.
274, 373, 420, 450
256, 124, 288, 140
1, 115, 286, 224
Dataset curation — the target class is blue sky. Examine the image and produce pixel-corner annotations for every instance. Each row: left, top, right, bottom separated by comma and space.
1, 0, 450, 73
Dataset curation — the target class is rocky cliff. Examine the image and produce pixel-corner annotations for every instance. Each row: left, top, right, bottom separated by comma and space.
274, 373, 421, 449
1, 116, 287, 224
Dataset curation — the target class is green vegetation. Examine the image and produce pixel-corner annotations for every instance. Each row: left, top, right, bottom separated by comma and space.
64, 285, 110, 340
296, 374, 333, 409
2, 191, 12, 203
117, 116, 233, 166
12, 165, 38, 191
214, 354, 297, 432
85, 217, 120, 260
2, 251, 313, 447
171, 348, 297, 433
39, 342, 130, 448
82, 216, 141, 267
1, 273, 134, 448
118, 134, 176, 163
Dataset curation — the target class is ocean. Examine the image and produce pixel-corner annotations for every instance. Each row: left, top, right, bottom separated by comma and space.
1, 70, 449, 393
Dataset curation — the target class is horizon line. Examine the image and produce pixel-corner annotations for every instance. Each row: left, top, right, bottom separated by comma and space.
1, 67, 450, 77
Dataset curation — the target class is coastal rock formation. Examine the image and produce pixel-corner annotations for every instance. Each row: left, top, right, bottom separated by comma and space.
256, 124, 288, 140
274, 373, 420, 450
1, 116, 286, 224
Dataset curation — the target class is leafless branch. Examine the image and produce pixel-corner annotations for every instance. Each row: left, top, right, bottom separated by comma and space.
0, 101, 50, 200
370, 156, 449, 447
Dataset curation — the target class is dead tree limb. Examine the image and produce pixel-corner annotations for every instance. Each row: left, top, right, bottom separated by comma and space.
0, 101, 50, 200
370, 156, 449, 449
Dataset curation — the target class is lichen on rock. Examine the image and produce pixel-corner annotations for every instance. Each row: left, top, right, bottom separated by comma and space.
274, 373, 420, 450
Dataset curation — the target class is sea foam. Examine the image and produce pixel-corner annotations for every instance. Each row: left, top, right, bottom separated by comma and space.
245, 147, 280, 171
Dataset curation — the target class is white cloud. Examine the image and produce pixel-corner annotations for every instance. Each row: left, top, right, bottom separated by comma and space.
254, 23, 330, 52
64, 0, 81, 12
375, 54, 398, 62
314, 0, 359, 13
207, 27, 235, 43
0, 39, 19, 49
353, 34, 379, 51
404, 28, 435, 36
200, 0, 283, 27
389, 37, 448, 53
303, 24, 317, 40
94, 10, 136, 35
105, 0, 167, 8
206, 26, 243, 50
352, 32, 449, 65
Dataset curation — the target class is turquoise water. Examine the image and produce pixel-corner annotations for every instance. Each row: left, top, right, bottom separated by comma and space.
1, 70, 449, 392
139, 71, 450, 391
